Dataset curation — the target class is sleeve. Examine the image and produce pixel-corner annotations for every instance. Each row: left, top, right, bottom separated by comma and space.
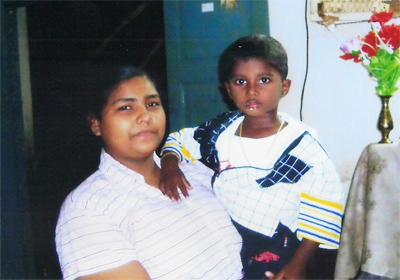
162, 111, 243, 166
161, 127, 202, 163
55, 207, 136, 280
296, 135, 344, 249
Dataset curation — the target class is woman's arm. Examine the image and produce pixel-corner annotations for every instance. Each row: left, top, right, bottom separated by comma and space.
78, 261, 151, 280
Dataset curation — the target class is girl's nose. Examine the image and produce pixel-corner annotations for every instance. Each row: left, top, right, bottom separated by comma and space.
246, 83, 259, 96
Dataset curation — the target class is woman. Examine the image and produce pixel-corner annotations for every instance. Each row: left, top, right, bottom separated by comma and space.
55, 67, 243, 280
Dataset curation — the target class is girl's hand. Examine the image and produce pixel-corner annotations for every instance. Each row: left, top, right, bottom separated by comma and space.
266, 239, 319, 280
159, 153, 192, 202
265, 261, 306, 280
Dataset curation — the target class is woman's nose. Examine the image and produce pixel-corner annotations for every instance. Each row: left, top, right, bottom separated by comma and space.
137, 106, 151, 124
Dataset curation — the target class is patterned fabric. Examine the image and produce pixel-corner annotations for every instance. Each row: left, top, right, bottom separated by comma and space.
232, 220, 301, 280
163, 111, 243, 171
256, 132, 312, 188
161, 111, 344, 250
193, 111, 244, 172
55, 150, 243, 280
299, 193, 343, 247
335, 142, 400, 280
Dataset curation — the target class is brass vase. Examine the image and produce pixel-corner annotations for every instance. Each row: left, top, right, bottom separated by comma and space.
377, 95, 394, 144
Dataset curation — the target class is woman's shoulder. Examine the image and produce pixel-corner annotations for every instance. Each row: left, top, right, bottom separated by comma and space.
61, 168, 140, 216
179, 160, 214, 179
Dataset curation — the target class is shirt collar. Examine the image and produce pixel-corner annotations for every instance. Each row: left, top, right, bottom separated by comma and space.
98, 149, 160, 186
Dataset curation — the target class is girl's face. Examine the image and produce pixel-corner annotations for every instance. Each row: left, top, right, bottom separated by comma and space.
91, 76, 166, 165
225, 58, 291, 118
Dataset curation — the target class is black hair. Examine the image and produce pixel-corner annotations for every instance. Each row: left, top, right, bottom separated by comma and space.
87, 66, 157, 121
218, 34, 289, 87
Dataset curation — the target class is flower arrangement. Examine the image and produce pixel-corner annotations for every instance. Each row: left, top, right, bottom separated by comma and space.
340, 11, 400, 97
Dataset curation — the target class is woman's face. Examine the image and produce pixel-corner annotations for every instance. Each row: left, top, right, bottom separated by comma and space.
91, 76, 166, 165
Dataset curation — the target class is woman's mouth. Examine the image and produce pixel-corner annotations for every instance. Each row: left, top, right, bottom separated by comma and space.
136, 130, 156, 137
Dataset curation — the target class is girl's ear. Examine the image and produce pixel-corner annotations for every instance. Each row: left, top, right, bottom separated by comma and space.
87, 113, 101, 136
225, 82, 232, 99
281, 79, 292, 97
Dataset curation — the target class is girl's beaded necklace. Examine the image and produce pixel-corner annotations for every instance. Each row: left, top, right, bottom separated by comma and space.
238, 117, 285, 167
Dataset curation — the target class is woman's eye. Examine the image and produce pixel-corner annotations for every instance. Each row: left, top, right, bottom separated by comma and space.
259, 77, 270, 83
234, 79, 246, 85
118, 105, 132, 111
148, 102, 160, 108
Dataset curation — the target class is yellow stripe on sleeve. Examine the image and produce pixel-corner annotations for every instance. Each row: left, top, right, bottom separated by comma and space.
297, 233, 339, 249
182, 146, 196, 162
301, 205, 342, 223
298, 222, 340, 240
301, 193, 344, 211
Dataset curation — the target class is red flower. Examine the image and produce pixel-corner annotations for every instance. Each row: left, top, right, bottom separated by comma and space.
362, 31, 379, 57
380, 24, 400, 50
370, 11, 394, 23
340, 53, 362, 63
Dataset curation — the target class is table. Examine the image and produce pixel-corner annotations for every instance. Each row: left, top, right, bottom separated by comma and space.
335, 141, 400, 279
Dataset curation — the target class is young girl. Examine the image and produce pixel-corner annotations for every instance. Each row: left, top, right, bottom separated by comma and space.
55, 67, 243, 280
160, 35, 344, 279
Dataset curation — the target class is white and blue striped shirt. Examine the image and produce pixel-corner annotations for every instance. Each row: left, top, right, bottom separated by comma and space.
55, 150, 243, 280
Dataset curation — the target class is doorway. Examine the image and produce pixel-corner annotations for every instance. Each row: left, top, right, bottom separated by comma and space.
25, 1, 167, 278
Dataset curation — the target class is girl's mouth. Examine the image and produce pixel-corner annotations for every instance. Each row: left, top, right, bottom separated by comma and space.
246, 100, 260, 110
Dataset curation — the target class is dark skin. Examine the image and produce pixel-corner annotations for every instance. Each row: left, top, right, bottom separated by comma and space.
266, 239, 319, 280
160, 153, 191, 202
159, 58, 321, 279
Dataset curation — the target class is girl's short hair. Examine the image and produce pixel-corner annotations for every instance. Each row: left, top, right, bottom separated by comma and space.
218, 34, 289, 86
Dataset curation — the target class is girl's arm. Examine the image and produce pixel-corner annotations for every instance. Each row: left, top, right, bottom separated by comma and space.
160, 152, 192, 202
160, 111, 243, 201
160, 127, 202, 201
78, 261, 151, 280
268, 239, 319, 280
161, 127, 202, 163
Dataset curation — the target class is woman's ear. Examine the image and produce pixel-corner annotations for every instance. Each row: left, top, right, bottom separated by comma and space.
281, 79, 292, 97
87, 113, 101, 137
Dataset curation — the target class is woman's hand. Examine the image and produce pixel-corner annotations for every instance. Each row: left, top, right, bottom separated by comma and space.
159, 153, 192, 202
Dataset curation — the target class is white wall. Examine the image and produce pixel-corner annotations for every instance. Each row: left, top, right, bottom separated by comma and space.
268, 0, 400, 196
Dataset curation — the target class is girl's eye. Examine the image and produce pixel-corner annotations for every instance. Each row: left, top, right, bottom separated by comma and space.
234, 79, 246, 85
259, 77, 270, 84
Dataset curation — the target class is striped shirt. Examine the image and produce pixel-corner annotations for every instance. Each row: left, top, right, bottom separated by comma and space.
162, 111, 344, 249
55, 150, 243, 280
